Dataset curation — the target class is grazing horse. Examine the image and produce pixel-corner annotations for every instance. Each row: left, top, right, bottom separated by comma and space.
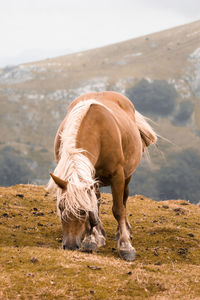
47, 91, 157, 261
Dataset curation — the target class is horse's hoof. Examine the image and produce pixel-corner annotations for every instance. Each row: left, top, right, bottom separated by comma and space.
118, 243, 136, 261
81, 241, 98, 252
119, 248, 136, 261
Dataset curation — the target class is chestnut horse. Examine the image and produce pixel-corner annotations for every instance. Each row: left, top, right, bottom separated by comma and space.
47, 91, 157, 261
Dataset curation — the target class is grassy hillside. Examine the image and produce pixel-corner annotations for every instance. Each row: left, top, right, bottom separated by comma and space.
0, 20, 200, 201
0, 185, 200, 299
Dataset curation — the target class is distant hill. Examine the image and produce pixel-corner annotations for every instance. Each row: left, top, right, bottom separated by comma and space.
0, 20, 200, 202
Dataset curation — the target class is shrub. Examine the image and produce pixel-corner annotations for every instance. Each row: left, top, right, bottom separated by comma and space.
0, 147, 34, 186
173, 101, 194, 126
155, 149, 200, 203
126, 79, 177, 116
129, 149, 200, 203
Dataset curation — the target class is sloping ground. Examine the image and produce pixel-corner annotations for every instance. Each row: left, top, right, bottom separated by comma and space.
0, 185, 200, 299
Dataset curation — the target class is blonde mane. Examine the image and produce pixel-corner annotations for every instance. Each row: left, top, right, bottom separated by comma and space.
47, 100, 102, 219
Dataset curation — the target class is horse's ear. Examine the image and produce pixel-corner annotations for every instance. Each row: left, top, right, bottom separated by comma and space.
50, 172, 67, 190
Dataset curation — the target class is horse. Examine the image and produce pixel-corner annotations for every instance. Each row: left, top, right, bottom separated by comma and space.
47, 91, 157, 261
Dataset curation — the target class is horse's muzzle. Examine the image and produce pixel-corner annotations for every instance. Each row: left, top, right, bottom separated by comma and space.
88, 211, 100, 229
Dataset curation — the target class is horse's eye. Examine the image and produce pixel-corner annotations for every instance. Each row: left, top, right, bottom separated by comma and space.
79, 210, 86, 216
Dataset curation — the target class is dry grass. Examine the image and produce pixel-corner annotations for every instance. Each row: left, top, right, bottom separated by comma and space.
0, 185, 200, 299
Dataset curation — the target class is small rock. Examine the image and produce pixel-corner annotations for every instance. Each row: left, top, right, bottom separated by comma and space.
33, 208, 38, 211
162, 205, 169, 209
13, 225, 20, 229
30, 257, 38, 263
35, 212, 44, 216
2, 213, 8, 218
177, 248, 188, 256
26, 273, 34, 277
155, 261, 161, 266
16, 194, 24, 198
90, 290, 95, 295
50, 280, 55, 285
188, 233, 194, 237
127, 271, 132, 275
87, 265, 101, 270
129, 213, 133, 216
173, 208, 185, 215
153, 249, 159, 256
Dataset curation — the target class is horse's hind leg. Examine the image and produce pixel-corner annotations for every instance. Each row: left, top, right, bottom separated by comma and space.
115, 176, 132, 241
81, 188, 106, 252
124, 176, 132, 236
111, 167, 135, 261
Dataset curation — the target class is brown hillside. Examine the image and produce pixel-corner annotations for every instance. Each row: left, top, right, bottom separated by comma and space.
0, 185, 200, 299
0, 20, 200, 201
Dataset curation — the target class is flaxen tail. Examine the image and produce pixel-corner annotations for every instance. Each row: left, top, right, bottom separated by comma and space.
135, 110, 157, 148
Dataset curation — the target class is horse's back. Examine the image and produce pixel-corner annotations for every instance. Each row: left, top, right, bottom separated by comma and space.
75, 92, 143, 180
69, 91, 136, 121
76, 101, 125, 177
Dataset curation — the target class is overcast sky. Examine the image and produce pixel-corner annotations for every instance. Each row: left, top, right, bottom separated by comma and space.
0, 0, 200, 67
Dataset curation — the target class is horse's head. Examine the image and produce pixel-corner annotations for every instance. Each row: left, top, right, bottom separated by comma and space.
50, 173, 99, 250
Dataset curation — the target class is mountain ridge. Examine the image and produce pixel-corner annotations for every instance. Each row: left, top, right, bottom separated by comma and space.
0, 20, 200, 202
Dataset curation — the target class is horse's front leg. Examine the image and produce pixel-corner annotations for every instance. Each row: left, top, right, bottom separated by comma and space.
81, 189, 106, 252
111, 167, 135, 261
